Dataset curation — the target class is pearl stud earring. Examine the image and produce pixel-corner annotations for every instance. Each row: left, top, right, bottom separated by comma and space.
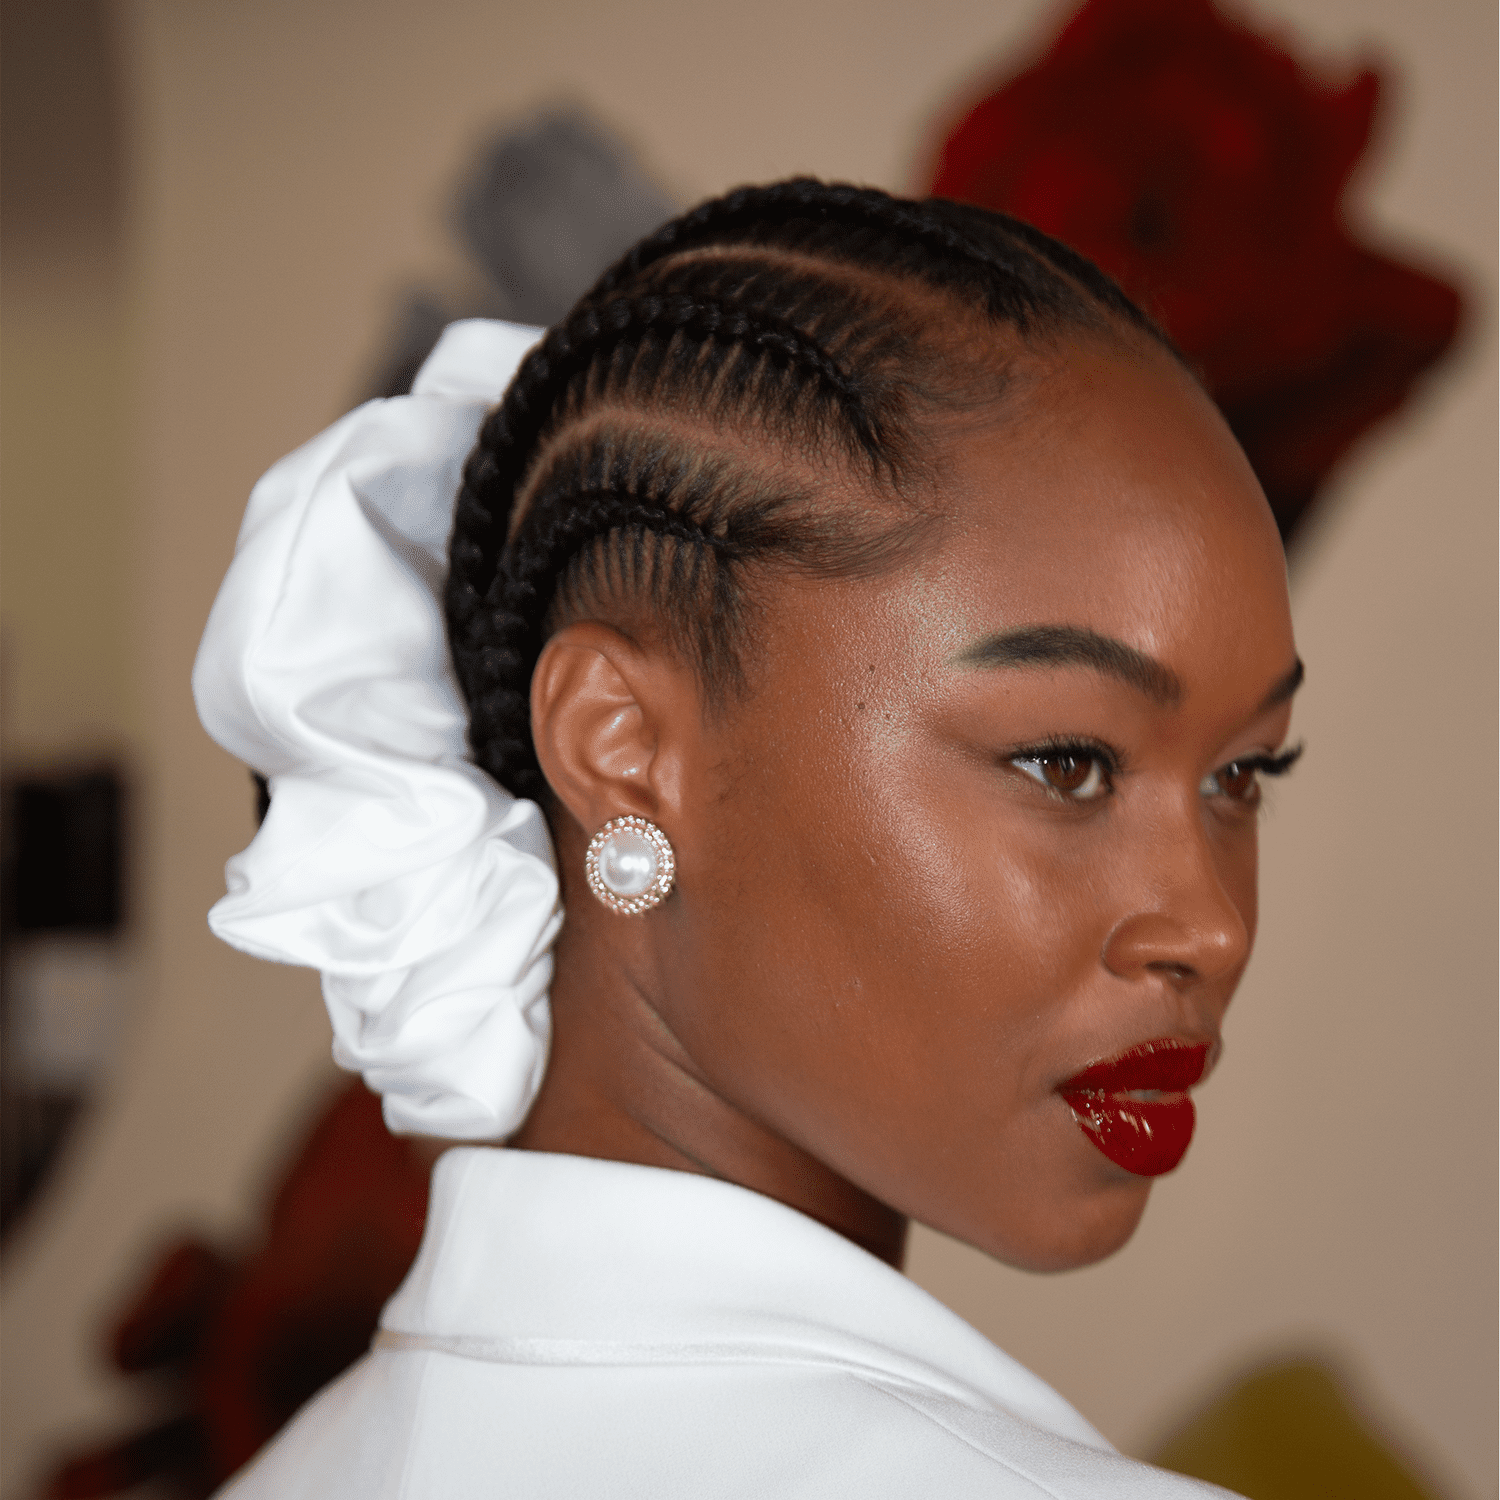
585, 816, 676, 915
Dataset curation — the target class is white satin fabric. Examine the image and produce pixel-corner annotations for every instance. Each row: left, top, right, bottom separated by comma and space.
193, 321, 562, 1141
217, 1151, 1239, 1498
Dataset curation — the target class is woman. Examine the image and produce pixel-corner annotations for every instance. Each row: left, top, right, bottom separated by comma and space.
195, 180, 1302, 1495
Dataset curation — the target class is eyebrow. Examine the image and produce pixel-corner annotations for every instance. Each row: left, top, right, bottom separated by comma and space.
954, 623, 1306, 714
955, 625, 1183, 705
1258, 657, 1305, 712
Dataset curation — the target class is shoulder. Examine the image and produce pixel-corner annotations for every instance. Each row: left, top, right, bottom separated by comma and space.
211, 1351, 427, 1500
865, 1377, 1240, 1498
215, 1348, 1241, 1500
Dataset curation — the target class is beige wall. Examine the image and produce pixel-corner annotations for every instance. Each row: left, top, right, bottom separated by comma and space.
1, 0, 136, 764
1, 0, 1493, 1496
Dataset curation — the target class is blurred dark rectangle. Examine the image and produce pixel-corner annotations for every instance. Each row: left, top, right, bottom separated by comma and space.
4, 769, 123, 932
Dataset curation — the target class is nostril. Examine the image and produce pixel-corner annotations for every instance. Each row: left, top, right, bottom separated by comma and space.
1145, 960, 1194, 982
1102, 911, 1242, 983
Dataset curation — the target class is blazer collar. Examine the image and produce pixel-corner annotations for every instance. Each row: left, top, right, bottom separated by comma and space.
381, 1146, 1108, 1450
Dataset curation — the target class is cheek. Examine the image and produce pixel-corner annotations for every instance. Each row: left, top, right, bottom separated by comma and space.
670, 750, 1159, 1268
859, 779, 1108, 1009
671, 719, 1112, 1134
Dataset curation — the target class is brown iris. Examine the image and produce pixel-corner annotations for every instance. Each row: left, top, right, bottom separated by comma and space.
1037, 753, 1094, 792
1214, 762, 1259, 801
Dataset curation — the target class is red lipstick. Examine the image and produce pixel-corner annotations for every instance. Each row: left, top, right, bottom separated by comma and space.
1058, 1040, 1209, 1177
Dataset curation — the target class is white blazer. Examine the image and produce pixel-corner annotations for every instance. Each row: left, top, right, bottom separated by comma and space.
218, 1149, 1238, 1498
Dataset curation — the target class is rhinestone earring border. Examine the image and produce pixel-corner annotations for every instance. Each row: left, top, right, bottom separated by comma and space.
584, 815, 676, 916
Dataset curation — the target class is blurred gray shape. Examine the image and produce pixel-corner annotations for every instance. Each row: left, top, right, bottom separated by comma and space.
456, 107, 679, 327
367, 293, 459, 403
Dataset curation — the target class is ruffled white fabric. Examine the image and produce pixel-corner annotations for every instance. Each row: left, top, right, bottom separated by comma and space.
193, 320, 560, 1141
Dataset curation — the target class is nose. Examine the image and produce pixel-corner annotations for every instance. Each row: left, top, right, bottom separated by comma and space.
1100, 814, 1252, 988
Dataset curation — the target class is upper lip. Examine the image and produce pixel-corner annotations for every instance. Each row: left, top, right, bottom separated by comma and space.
1058, 1037, 1215, 1095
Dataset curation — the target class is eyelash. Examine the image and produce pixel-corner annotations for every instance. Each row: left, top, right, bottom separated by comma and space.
1007, 740, 1304, 805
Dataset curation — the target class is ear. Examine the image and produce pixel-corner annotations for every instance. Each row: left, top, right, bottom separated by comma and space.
530, 621, 695, 838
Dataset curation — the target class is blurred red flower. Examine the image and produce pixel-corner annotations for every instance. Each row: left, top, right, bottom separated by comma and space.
929, 0, 1462, 540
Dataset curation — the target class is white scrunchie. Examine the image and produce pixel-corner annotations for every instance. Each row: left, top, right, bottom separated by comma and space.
193, 319, 561, 1141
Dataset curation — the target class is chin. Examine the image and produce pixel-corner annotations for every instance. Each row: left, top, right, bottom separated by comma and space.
970, 1176, 1154, 1275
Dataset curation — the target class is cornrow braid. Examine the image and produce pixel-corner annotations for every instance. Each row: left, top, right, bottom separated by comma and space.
582, 177, 1167, 343
465, 475, 809, 801
445, 178, 1173, 802
464, 490, 724, 799
445, 286, 890, 681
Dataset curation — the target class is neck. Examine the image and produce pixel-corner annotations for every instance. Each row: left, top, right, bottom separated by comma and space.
509, 900, 909, 1269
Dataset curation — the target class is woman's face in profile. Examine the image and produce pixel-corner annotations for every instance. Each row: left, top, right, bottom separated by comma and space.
655, 337, 1300, 1272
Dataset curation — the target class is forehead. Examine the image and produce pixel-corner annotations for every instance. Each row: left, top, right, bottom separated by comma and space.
910, 338, 1292, 684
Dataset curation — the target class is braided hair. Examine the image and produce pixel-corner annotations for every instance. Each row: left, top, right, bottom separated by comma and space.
445, 178, 1174, 803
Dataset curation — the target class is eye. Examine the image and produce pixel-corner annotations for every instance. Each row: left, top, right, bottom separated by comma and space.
1012, 749, 1112, 801
1200, 744, 1304, 805
1204, 761, 1259, 802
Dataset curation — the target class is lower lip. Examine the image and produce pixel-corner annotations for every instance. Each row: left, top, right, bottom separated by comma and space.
1057, 1040, 1209, 1178
1057, 1090, 1196, 1177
